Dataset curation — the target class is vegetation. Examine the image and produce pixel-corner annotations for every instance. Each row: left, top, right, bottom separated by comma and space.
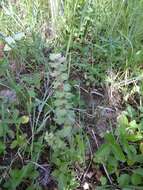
0, 0, 143, 189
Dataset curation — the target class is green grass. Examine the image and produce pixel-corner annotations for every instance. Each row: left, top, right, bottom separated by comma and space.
0, 0, 143, 189
63, 1, 142, 70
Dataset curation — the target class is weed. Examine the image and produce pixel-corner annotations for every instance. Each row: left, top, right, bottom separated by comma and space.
94, 108, 143, 189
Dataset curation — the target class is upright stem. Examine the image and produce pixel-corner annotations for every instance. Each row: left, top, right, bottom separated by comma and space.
49, 0, 59, 37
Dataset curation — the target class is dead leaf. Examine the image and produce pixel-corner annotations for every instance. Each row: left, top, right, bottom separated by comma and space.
83, 182, 90, 190
86, 171, 95, 179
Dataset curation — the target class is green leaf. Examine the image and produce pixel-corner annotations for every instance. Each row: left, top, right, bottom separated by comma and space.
11, 140, 18, 149
126, 106, 136, 119
118, 174, 130, 187
100, 176, 107, 185
133, 168, 143, 177
131, 173, 142, 185
28, 88, 36, 98
126, 133, 143, 142
111, 143, 126, 162
118, 114, 128, 127
0, 141, 5, 154
107, 156, 118, 173
140, 142, 143, 154
120, 133, 134, 160
5, 164, 37, 189
95, 143, 111, 163
129, 120, 139, 129
105, 133, 126, 162
57, 126, 72, 138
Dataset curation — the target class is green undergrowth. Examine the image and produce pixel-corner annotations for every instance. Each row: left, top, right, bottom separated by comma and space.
60, 0, 143, 84
95, 107, 143, 189
0, 0, 143, 190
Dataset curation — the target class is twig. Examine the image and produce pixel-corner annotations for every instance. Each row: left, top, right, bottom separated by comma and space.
25, 160, 50, 171
80, 160, 92, 183
91, 90, 104, 98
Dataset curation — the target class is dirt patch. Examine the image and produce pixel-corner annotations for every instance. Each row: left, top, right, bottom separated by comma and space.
79, 84, 121, 137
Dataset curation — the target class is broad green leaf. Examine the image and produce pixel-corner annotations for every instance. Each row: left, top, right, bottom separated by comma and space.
94, 143, 111, 163
126, 106, 136, 119
131, 173, 142, 185
107, 156, 118, 173
111, 143, 126, 162
119, 131, 132, 159
100, 176, 107, 185
127, 159, 135, 166
133, 168, 143, 177
133, 154, 143, 163
118, 174, 130, 187
105, 133, 126, 162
